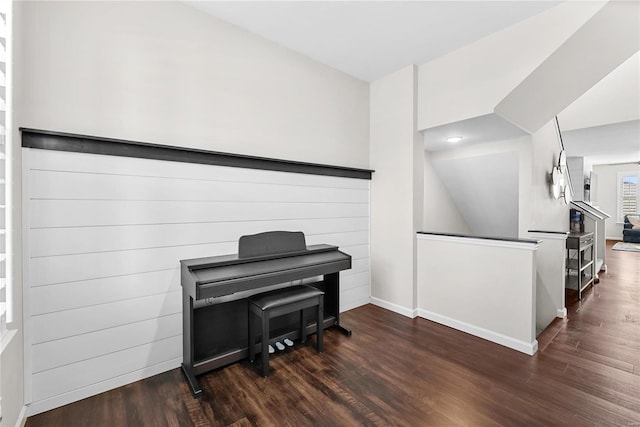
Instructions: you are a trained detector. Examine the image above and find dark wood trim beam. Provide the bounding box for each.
[528,230,569,235]
[20,128,373,180]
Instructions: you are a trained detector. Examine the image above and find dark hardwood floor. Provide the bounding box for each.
[26,240,640,426]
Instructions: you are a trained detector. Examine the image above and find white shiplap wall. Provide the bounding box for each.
[23,148,371,415]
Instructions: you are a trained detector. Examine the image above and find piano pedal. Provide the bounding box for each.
[275,341,285,351]
[268,345,275,354]
[283,338,294,347]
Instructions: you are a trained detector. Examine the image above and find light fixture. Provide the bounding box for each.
[551,166,564,199]
[558,150,566,167]
[446,136,463,143]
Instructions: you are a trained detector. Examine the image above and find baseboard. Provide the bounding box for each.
[14,405,28,427]
[557,308,567,318]
[25,358,181,417]
[341,296,371,313]
[416,308,538,356]
[370,297,417,318]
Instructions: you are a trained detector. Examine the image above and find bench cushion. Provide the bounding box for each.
[249,285,324,311]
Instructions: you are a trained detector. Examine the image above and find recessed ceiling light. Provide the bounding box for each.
[446,136,463,143]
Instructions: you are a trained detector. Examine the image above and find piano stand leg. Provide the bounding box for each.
[181,364,203,398]
[332,323,352,336]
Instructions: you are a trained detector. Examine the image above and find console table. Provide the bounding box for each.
[566,231,595,300]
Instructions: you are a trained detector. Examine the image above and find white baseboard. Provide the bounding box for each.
[370,297,417,318]
[557,308,567,318]
[416,308,538,356]
[14,405,28,427]
[341,296,371,313]
[26,358,181,417]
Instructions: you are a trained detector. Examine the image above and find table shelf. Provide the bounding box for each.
[566,231,595,300]
[566,259,594,273]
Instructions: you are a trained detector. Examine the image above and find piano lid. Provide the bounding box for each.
[192,248,348,284]
[181,243,340,272]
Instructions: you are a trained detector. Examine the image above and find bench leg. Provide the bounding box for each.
[317,297,323,353]
[300,310,306,344]
[261,312,270,377]
[248,309,255,363]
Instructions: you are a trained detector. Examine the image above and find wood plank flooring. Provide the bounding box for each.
[25,240,640,426]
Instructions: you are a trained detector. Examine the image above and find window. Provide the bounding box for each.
[617,171,640,222]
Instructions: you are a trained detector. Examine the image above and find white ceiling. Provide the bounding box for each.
[562,119,640,166]
[186,1,638,165]
[423,113,527,151]
[558,52,640,165]
[185,1,560,82]
[559,52,640,131]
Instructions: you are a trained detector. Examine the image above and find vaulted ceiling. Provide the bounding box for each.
[187,1,639,165]
[185,1,560,82]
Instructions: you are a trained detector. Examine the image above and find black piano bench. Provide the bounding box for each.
[248,284,324,377]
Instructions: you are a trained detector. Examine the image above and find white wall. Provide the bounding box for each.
[567,157,585,201]
[15,0,371,418]
[427,137,529,238]
[423,151,470,234]
[517,140,534,239]
[2,1,25,427]
[416,234,538,355]
[495,1,640,134]
[1,335,23,427]
[528,232,567,332]
[370,65,423,316]
[417,1,605,130]
[19,1,369,168]
[431,150,519,238]
[525,122,570,335]
[594,163,640,239]
[562,120,640,167]
[567,156,594,202]
[529,121,570,233]
[23,148,371,415]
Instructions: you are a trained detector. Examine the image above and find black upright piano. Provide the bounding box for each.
[180,231,352,396]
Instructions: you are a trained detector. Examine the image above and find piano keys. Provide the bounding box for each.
[180,231,352,396]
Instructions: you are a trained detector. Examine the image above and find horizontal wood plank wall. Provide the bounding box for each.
[24,148,371,413]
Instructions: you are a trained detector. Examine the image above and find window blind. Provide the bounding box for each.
[618,172,639,222]
[621,176,637,214]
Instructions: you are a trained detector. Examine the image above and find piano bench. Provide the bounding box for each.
[248,284,324,377]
